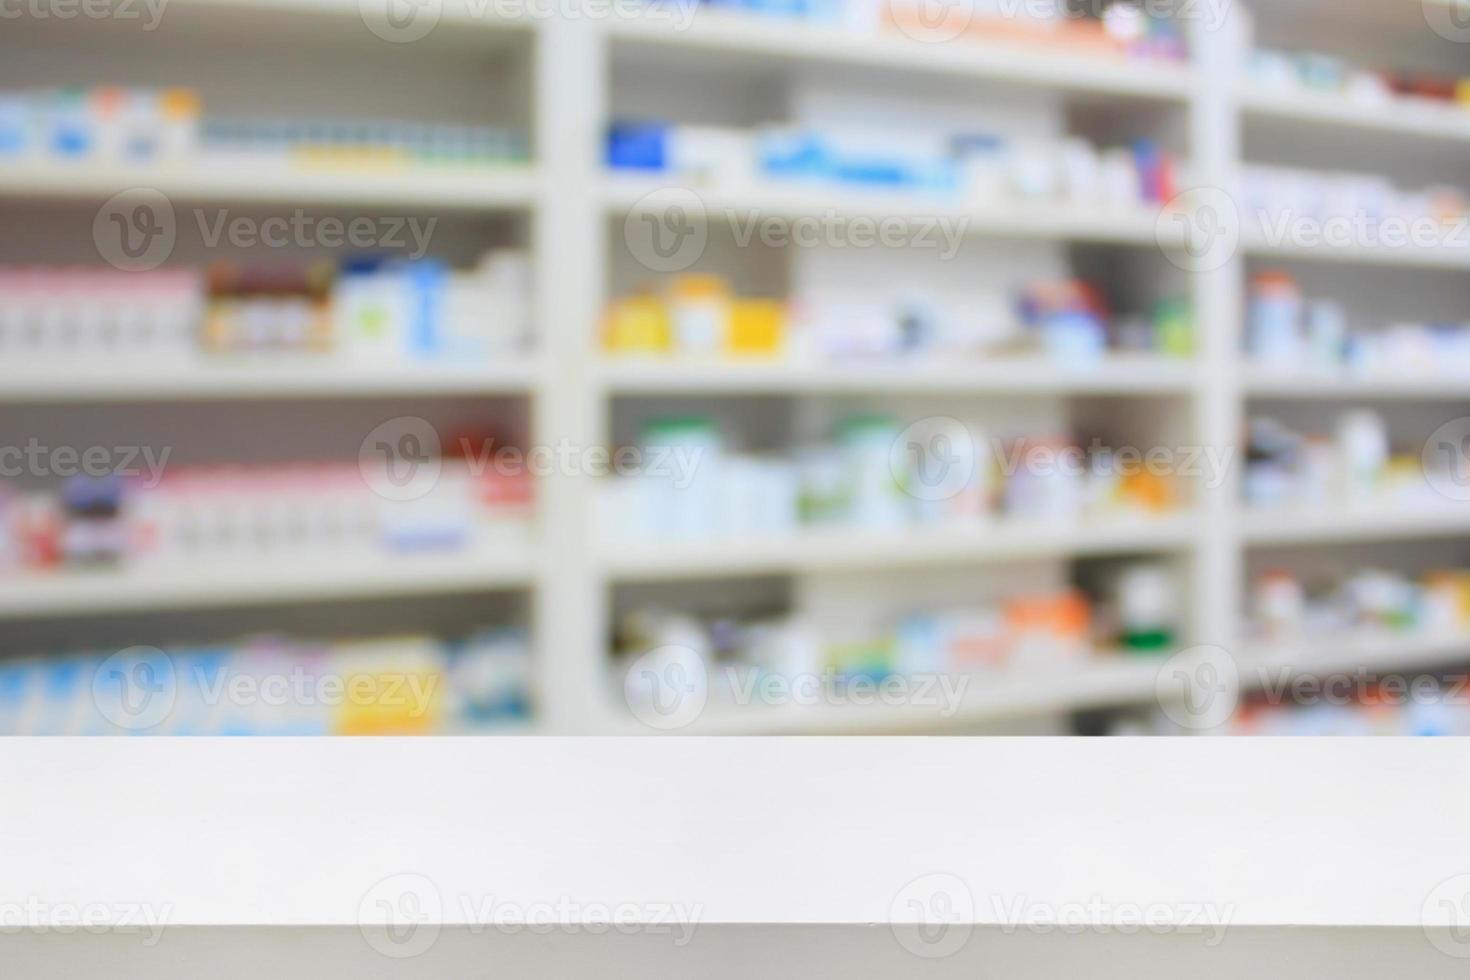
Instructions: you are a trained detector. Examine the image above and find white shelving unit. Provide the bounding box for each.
[0,549,536,619]
[605,175,1184,246]
[0,361,541,402]
[5,0,1468,736]
[601,515,1197,582]
[596,355,1197,395]
[0,160,541,210]
[1239,84,1470,144]
[602,8,1196,100]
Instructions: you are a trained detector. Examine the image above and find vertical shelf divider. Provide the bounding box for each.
[532,18,611,733]
[1188,10,1247,656]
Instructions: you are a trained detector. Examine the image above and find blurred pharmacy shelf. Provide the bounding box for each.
[1245,630,1470,683]
[167,0,534,30]
[1239,504,1470,546]
[7,0,1470,736]
[601,515,1197,582]
[1241,232,1470,271]
[0,361,541,403]
[605,9,1195,102]
[0,161,540,210]
[644,630,1470,737]
[603,177,1180,247]
[597,356,1196,396]
[1239,85,1470,145]
[625,654,1171,735]
[1241,369,1470,401]
[0,549,536,619]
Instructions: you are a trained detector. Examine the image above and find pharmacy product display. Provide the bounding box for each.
[1242,167,1470,244]
[1244,411,1443,511]
[604,276,1191,363]
[1246,270,1470,376]
[1118,680,1470,736]
[0,253,530,365]
[0,459,532,574]
[0,628,530,735]
[1246,43,1470,115]
[679,0,1186,63]
[609,124,1182,207]
[1224,687,1470,736]
[617,561,1181,704]
[1250,567,1470,644]
[0,87,528,167]
[602,415,1179,540]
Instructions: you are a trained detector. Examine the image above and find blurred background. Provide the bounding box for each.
[3,0,1470,735]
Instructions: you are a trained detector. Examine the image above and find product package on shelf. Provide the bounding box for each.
[600,414,1180,542]
[609,120,1183,209]
[604,274,1191,364]
[0,627,531,735]
[617,560,1181,711]
[0,456,533,577]
[0,252,530,368]
[0,86,528,169]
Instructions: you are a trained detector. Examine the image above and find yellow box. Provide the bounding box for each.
[727,299,785,355]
